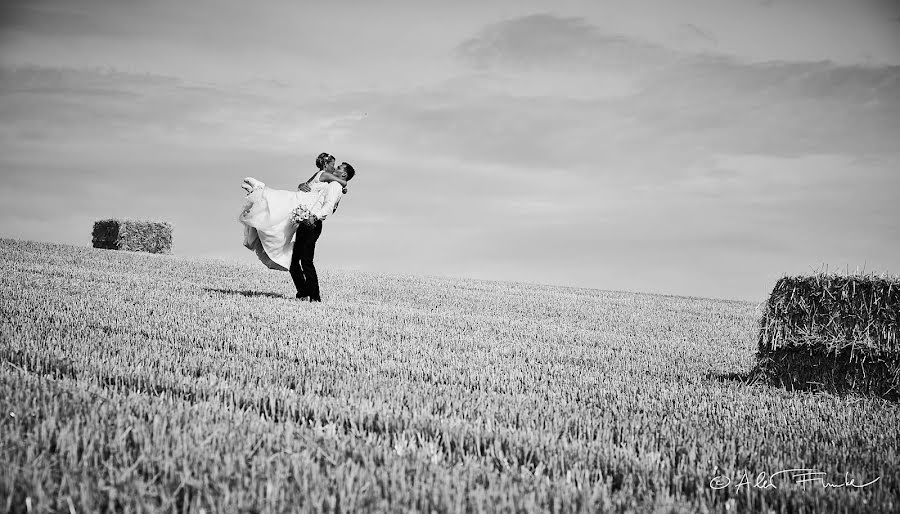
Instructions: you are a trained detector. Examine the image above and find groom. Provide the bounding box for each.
[291,154,355,302]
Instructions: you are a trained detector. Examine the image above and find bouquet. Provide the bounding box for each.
[290,204,317,228]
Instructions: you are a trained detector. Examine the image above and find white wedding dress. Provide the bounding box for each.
[238,173,330,271]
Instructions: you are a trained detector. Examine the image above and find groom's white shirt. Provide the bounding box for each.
[308,181,343,220]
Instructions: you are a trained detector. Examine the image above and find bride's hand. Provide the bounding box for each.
[298,182,311,192]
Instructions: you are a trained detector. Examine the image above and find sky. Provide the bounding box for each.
[1,0,898,301]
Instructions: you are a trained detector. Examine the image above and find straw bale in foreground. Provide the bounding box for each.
[754,274,900,399]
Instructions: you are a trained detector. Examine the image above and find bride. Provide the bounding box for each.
[238,153,348,271]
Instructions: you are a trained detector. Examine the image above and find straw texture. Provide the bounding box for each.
[91,219,173,254]
[754,274,900,399]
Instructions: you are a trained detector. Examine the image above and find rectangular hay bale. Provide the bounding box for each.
[92,218,173,254]
[754,274,900,399]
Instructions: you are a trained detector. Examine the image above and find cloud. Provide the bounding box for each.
[319,53,899,184]
[0,1,129,39]
[453,13,674,100]
[6,17,897,221]
[0,65,372,154]
[457,13,674,73]
[350,14,900,173]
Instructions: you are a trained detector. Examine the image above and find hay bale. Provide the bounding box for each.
[753,274,900,400]
[92,219,172,254]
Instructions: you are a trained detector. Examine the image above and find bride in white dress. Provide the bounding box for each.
[238,158,348,271]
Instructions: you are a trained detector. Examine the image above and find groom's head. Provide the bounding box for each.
[336,162,356,181]
[316,152,336,171]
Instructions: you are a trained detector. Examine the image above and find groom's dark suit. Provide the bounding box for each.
[290,180,343,302]
[290,220,323,301]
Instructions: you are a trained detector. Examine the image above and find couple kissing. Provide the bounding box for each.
[239,152,356,302]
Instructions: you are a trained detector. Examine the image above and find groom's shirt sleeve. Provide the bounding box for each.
[310,182,343,220]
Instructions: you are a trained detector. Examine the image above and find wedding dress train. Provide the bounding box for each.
[238,175,328,271]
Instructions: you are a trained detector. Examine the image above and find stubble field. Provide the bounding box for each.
[1,238,897,513]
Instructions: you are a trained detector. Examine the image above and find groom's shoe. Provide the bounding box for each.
[295,293,309,301]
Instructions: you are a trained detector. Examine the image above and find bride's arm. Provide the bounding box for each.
[297,172,319,190]
[316,171,348,188]
[297,171,348,192]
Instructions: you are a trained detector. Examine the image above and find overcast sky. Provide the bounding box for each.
[1,0,898,301]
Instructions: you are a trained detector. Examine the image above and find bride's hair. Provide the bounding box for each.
[339,162,356,180]
[316,152,335,170]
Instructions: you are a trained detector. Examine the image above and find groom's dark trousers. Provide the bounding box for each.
[290,220,323,301]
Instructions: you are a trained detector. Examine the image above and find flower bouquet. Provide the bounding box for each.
[290,204,317,228]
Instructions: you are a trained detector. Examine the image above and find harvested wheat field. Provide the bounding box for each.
[1,238,898,513]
